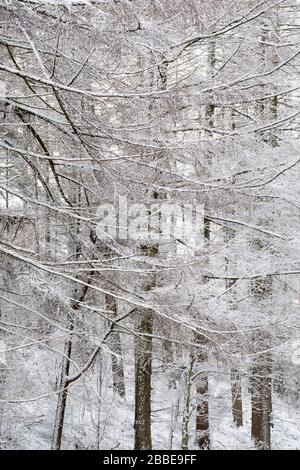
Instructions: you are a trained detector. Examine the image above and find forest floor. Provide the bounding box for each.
[3,342,299,450]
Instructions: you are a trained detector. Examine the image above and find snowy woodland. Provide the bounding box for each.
[0,0,300,451]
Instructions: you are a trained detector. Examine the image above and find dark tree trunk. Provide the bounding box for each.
[251,351,272,450]
[182,354,195,450]
[105,294,126,398]
[250,271,273,449]
[224,226,244,429]
[193,216,211,450]
[194,333,210,450]
[231,368,243,427]
[134,309,153,450]
[133,242,157,450]
[51,318,74,450]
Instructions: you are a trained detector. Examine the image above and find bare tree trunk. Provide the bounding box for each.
[260,352,272,449]
[51,275,92,450]
[105,294,125,398]
[231,368,243,427]
[163,337,174,370]
[225,226,244,428]
[250,275,273,449]
[96,353,103,450]
[169,389,180,450]
[250,351,272,449]
[182,354,194,450]
[194,332,210,449]
[193,216,211,449]
[251,363,262,447]
[134,309,153,450]
[134,240,158,450]
[51,317,74,450]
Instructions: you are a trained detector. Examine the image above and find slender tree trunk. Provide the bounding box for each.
[51,276,91,450]
[96,353,103,450]
[194,332,210,449]
[260,352,272,449]
[231,368,243,427]
[250,275,273,449]
[251,362,262,447]
[163,337,174,370]
[51,317,74,450]
[105,294,126,398]
[134,242,157,450]
[193,216,211,449]
[169,389,180,450]
[182,354,194,450]
[134,308,153,450]
[250,350,272,449]
[225,225,244,428]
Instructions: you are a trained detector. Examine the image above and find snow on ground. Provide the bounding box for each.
[2,336,299,450]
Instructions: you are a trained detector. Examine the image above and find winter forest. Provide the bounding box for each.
[0,0,300,451]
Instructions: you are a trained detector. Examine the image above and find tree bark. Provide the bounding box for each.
[51,318,73,450]
[134,309,153,450]
[250,351,272,449]
[182,354,194,450]
[194,332,210,449]
[105,294,126,398]
[225,226,244,428]
[231,368,243,427]
[134,242,157,450]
